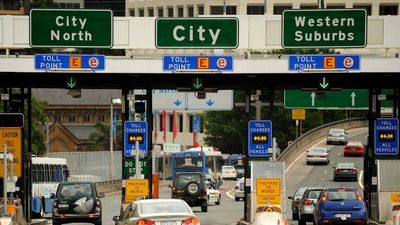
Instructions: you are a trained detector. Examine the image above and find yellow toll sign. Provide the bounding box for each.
[256,195,281,205]
[292,109,306,120]
[391,193,400,204]
[0,128,22,177]
[125,179,149,197]
[256,178,281,196]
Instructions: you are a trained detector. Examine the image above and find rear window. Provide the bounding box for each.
[330,129,344,134]
[327,190,357,201]
[337,163,355,169]
[140,201,191,214]
[57,183,95,199]
[295,188,307,198]
[310,148,326,153]
[306,190,322,199]
[174,173,202,189]
[222,166,235,170]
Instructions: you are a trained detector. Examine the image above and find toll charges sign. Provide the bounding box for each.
[282,9,367,48]
[34,54,105,70]
[163,55,233,71]
[155,17,239,48]
[30,9,113,48]
[124,121,148,157]
[248,120,272,157]
[289,55,360,71]
[374,118,399,155]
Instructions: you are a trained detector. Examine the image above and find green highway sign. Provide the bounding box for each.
[155,17,239,48]
[123,159,148,177]
[282,9,367,48]
[284,89,393,109]
[30,9,113,48]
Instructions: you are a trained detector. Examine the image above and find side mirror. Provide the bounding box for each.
[288,196,294,200]
[168,185,172,189]
[112,216,120,222]
[98,192,105,198]
[50,193,56,199]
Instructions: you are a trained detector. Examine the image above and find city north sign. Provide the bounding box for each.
[155,17,239,48]
[30,9,113,48]
[282,9,367,48]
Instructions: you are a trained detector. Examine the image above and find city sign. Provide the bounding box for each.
[374,118,399,155]
[35,54,105,70]
[288,55,360,71]
[124,121,148,157]
[248,120,272,157]
[30,9,113,48]
[163,55,233,71]
[284,89,393,109]
[155,17,239,48]
[282,9,367,48]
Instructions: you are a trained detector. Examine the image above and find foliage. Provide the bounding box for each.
[89,122,110,150]
[30,97,48,156]
[250,48,340,55]
[30,0,56,8]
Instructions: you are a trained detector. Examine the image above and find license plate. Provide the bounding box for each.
[161,221,176,225]
[342,170,349,172]
[177,190,184,193]
[58,204,69,208]
[335,214,351,220]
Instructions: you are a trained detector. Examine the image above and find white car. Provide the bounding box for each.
[251,205,287,225]
[221,166,237,179]
[234,177,245,201]
[326,128,348,145]
[306,147,329,165]
[205,181,221,205]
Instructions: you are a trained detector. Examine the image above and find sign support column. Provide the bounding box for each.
[146,88,153,199]
[244,88,251,222]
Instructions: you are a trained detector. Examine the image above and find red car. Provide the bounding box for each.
[344,141,365,156]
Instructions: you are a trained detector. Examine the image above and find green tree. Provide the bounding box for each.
[31,97,48,156]
[30,0,56,8]
[89,122,110,150]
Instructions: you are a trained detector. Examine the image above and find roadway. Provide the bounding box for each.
[41,128,367,225]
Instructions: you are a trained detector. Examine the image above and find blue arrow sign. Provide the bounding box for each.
[206,100,215,106]
[374,118,399,156]
[35,54,105,70]
[124,121,148,157]
[248,120,272,157]
[173,99,183,106]
[289,55,360,71]
[163,55,233,71]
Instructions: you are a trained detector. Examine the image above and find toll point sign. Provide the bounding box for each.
[289,55,360,71]
[163,55,233,71]
[34,54,105,70]
[30,9,113,48]
[282,9,367,48]
[374,118,399,156]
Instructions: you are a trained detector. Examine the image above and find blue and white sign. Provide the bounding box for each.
[35,54,105,70]
[163,55,233,71]
[124,121,148,157]
[289,55,360,71]
[248,120,272,157]
[374,118,399,155]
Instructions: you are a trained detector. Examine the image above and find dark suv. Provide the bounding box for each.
[170,172,208,212]
[51,182,105,225]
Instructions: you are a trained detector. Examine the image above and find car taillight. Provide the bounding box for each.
[53,201,58,208]
[321,192,327,202]
[182,217,199,225]
[96,199,101,207]
[303,198,313,205]
[172,187,177,194]
[357,192,363,201]
[351,169,357,174]
[235,186,239,190]
[137,219,154,225]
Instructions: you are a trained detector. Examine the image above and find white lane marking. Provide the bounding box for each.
[226,189,235,199]
[337,152,341,156]
[358,170,364,189]
[324,170,327,174]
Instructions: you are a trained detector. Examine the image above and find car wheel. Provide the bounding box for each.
[292,212,299,221]
[235,197,240,201]
[52,220,61,225]
[216,195,221,205]
[93,219,102,225]
[298,217,306,225]
[334,177,337,182]
[201,200,208,212]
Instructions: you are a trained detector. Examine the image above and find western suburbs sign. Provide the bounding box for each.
[30,9,113,48]
[155,17,239,48]
[282,9,367,48]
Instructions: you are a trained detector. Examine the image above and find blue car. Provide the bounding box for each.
[313,187,367,225]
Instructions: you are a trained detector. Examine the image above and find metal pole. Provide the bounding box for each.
[264,0,267,14]
[272,137,277,161]
[223,0,226,15]
[110,102,114,180]
[256,90,262,120]
[3,144,8,214]
[135,141,140,179]
[46,119,49,153]
[244,88,250,222]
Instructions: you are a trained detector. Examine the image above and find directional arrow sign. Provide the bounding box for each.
[173,99,183,106]
[319,77,330,90]
[284,89,393,109]
[206,100,215,106]
[192,78,204,90]
[66,77,77,89]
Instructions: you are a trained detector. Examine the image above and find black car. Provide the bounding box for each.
[51,182,105,225]
[333,162,358,181]
[170,172,208,212]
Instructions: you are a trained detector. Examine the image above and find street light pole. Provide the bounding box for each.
[110,102,114,180]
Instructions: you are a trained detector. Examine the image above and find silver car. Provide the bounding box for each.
[326,128,348,145]
[298,187,323,225]
[306,147,329,165]
[234,177,245,201]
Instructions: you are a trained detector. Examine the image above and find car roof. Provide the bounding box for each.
[59,182,94,185]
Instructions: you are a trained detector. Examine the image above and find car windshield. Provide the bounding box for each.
[140,201,191,215]
[222,166,235,171]
[337,163,355,169]
[310,148,326,153]
[307,190,322,199]
[327,190,357,201]
[174,173,202,189]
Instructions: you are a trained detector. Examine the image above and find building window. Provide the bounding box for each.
[169,114,173,132]
[179,115,183,132]
[168,7,173,17]
[55,3,80,9]
[148,8,154,17]
[178,6,183,17]
[158,8,164,17]
[98,114,105,122]
[139,8,144,17]
[69,115,76,122]
[353,4,372,16]
[83,115,91,122]
[188,6,194,17]
[326,5,345,9]
[300,4,319,9]
[273,5,292,15]
[198,6,204,15]
[210,6,223,15]
[226,6,237,15]
[189,115,194,133]
[379,4,398,15]
[130,10,135,17]
[247,5,264,15]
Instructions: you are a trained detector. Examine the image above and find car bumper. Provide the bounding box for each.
[235,190,245,198]
[334,173,357,180]
[344,150,363,155]
[222,174,237,179]
[307,158,329,163]
[53,213,101,223]
[318,218,367,225]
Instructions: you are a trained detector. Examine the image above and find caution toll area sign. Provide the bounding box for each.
[256,178,281,205]
[0,128,22,177]
[125,179,149,202]
[391,193,400,204]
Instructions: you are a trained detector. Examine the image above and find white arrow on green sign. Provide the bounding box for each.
[284,89,393,109]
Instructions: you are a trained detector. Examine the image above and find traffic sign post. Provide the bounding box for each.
[30,9,113,48]
[155,18,239,48]
[248,120,272,157]
[282,9,367,48]
[35,54,105,70]
[124,121,148,157]
[374,118,399,156]
[163,55,233,71]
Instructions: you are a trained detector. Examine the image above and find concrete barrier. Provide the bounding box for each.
[95,179,122,194]
[277,117,368,166]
